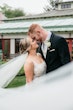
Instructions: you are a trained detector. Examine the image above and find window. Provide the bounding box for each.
[15,39,20,53]
[61,3,71,9]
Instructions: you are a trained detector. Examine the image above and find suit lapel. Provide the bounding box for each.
[46,32,54,59]
[50,32,54,46]
[41,48,46,60]
[37,43,45,60]
[38,32,54,60]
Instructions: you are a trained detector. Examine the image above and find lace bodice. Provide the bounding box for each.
[32,61,47,79]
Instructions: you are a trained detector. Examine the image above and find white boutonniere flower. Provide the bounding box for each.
[44,41,51,48]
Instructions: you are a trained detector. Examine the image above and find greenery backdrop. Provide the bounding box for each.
[0,60,26,88]
[6,66,26,88]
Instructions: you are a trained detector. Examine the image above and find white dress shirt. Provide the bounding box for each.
[41,31,52,58]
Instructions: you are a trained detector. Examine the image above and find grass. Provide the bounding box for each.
[0,60,26,88]
[0,60,7,65]
[6,75,26,88]
[7,66,26,88]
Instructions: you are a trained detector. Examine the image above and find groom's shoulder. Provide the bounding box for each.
[51,33,66,45]
[52,32,64,41]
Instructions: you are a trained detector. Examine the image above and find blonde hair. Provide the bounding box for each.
[19,38,30,54]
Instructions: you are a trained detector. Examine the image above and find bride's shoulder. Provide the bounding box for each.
[24,58,34,68]
[24,59,34,76]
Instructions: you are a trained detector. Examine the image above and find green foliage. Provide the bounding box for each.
[49,0,56,7]
[6,76,26,88]
[0,3,26,18]
[18,66,25,76]
[44,0,57,12]
[0,60,7,65]
[0,60,26,88]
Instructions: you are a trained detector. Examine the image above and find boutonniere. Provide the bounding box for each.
[44,41,51,49]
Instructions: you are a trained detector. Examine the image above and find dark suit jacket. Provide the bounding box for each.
[38,32,71,73]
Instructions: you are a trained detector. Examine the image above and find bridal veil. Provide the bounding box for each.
[0,53,73,110]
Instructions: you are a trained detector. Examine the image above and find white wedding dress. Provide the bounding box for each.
[33,60,46,78]
[8,59,47,92]
[0,53,73,110]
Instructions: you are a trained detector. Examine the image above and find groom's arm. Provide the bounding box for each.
[57,37,71,65]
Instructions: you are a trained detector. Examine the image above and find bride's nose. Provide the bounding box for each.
[34,40,37,44]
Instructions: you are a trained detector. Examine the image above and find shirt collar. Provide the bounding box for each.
[45,31,51,41]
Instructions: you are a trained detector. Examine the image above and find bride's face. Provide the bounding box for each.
[28,37,39,49]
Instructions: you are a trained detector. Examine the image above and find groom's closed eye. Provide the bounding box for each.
[32,37,36,42]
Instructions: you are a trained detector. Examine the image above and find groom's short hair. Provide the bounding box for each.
[28,24,38,35]
[28,24,42,35]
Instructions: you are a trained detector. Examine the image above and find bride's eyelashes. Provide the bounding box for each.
[32,38,36,42]
[32,36,38,42]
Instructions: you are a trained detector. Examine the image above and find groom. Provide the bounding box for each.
[28,24,71,73]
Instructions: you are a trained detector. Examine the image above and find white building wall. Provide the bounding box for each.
[54,32,73,38]
[2,34,27,39]
[10,39,15,54]
[58,4,61,10]
[57,3,73,10]
[1,32,73,39]
[71,3,73,8]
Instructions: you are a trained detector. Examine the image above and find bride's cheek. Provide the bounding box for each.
[37,44,39,48]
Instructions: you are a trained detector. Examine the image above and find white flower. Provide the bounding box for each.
[44,41,51,48]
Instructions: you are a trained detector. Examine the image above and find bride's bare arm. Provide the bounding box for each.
[24,61,34,83]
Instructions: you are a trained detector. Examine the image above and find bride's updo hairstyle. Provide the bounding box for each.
[19,38,30,54]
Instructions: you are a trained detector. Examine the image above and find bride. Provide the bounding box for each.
[0,37,46,88]
[19,37,46,83]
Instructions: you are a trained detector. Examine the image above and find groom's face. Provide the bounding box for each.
[29,32,42,44]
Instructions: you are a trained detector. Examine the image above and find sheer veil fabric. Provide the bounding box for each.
[0,53,28,88]
[0,53,73,110]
